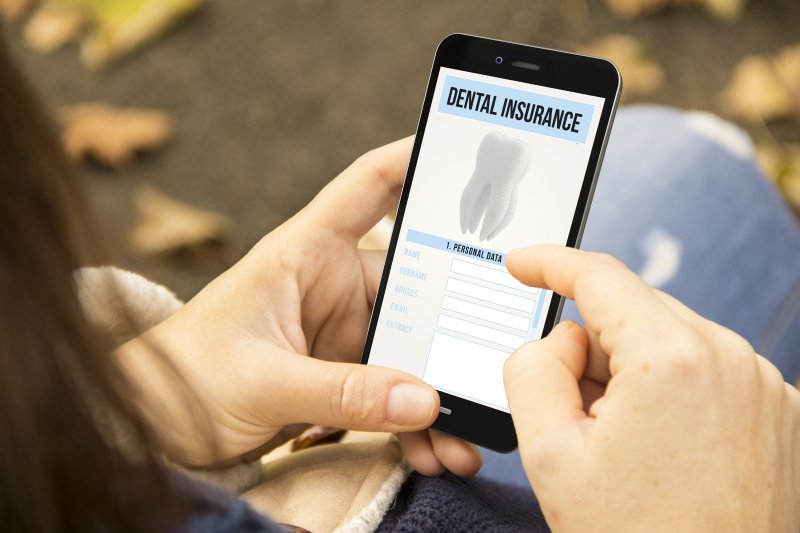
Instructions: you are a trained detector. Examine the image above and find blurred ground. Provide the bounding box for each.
[4,0,800,299]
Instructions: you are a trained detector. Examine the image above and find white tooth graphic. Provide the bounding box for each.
[459,132,530,241]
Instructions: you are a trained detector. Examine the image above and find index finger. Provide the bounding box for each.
[506,245,677,357]
[303,136,413,241]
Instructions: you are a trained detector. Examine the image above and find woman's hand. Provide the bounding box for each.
[118,137,481,476]
[504,246,800,532]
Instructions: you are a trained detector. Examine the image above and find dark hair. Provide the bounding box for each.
[0,33,188,531]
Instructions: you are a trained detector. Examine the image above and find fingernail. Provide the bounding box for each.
[387,383,435,425]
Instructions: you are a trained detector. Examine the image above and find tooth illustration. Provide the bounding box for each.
[459,131,530,241]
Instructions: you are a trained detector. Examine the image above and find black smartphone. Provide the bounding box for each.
[361,34,621,452]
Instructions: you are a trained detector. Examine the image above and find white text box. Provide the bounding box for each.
[445,278,536,314]
[436,314,526,350]
[424,333,510,411]
[441,295,530,332]
[451,259,539,295]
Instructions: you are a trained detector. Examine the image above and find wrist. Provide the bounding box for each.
[112,330,213,466]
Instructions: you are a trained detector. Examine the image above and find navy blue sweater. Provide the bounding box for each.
[183,472,548,532]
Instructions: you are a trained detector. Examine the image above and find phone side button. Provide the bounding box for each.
[438,406,452,415]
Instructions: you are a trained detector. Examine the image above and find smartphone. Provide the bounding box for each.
[361,34,620,452]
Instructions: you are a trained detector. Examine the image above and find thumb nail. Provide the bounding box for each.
[386,383,436,426]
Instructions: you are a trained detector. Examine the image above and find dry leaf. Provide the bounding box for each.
[0,0,32,21]
[755,143,800,211]
[722,43,800,123]
[580,35,665,97]
[603,0,669,19]
[128,183,231,257]
[784,176,800,211]
[603,0,744,20]
[702,0,746,20]
[24,3,87,53]
[773,42,800,100]
[277,524,311,533]
[60,103,173,167]
[15,0,202,68]
[290,426,347,452]
[778,147,800,211]
[755,143,784,182]
[78,0,202,69]
[722,55,794,122]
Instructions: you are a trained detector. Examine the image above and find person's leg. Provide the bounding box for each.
[480,105,800,488]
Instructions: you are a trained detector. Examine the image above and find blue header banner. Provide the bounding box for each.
[437,75,595,144]
[406,229,506,267]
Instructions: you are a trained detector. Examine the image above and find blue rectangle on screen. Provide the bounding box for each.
[437,75,595,144]
[406,229,506,267]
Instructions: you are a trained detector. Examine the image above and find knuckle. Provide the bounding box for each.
[504,349,526,379]
[755,356,786,394]
[575,253,627,293]
[333,368,374,425]
[714,328,755,361]
[352,147,396,193]
[660,329,711,376]
[785,382,800,413]
[504,345,538,388]
[590,252,624,270]
[520,437,561,474]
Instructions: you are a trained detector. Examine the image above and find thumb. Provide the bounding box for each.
[504,321,590,445]
[268,355,439,432]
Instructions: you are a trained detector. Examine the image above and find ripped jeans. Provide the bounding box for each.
[480,105,800,488]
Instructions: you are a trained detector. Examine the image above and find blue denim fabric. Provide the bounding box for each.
[480,105,800,489]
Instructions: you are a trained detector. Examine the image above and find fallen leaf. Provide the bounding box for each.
[0,0,32,21]
[290,426,347,452]
[128,183,231,257]
[773,42,800,103]
[778,147,800,211]
[784,179,800,211]
[702,0,746,20]
[755,143,784,182]
[77,0,202,69]
[722,43,800,123]
[24,3,88,54]
[603,0,745,20]
[722,55,794,122]
[579,35,665,97]
[755,143,800,211]
[276,524,311,533]
[60,103,173,167]
[602,0,669,19]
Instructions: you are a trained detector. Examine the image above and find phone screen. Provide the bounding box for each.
[366,66,606,413]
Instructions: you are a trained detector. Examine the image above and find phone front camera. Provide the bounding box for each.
[495,56,503,64]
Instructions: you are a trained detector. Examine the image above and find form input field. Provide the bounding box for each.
[436,314,526,350]
[451,259,539,295]
[445,278,536,314]
[441,295,530,331]
[424,332,510,411]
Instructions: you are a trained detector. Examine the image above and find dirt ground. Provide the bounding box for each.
[5,0,800,299]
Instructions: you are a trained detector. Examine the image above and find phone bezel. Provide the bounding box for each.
[361,33,621,453]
